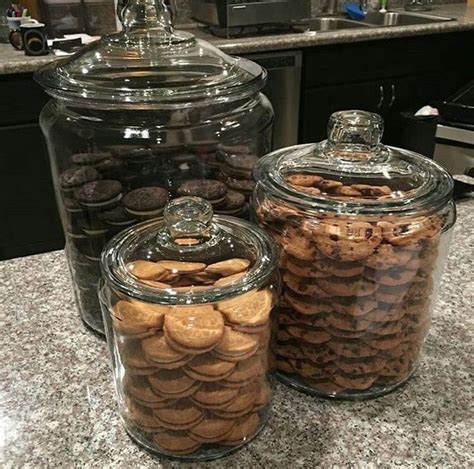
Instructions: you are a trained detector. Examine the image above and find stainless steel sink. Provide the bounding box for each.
[362,11,454,26]
[304,10,455,33]
[306,17,373,32]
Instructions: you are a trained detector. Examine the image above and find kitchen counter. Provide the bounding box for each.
[0,3,473,75]
[1,198,473,467]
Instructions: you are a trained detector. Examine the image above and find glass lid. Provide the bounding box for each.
[101,197,278,304]
[35,0,266,109]
[255,110,454,215]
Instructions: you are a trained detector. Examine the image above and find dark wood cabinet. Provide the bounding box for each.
[299,31,474,145]
[0,75,64,261]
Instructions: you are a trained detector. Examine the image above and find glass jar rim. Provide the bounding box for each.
[254,142,454,217]
[100,215,279,305]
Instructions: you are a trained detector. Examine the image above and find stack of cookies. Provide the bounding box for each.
[109,257,274,457]
[58,142,265,332]
[257,173,443,397]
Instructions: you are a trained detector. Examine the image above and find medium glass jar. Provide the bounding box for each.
[99,197,279,460]
[35,0,273,334]
[253,110,456,399]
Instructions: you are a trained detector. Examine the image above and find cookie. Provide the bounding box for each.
[189,416,235,443]
[253,381,271,411]
[365,267,418,287]
[154,399,203,431]
[142,333,191,368]
[60,166,100,192]
[205,258,250,277]
[224,177,255,197]
[350,184,392,197]
[363,333,405,350]
[283,272,333,298]
[126,398,163,432]
[286,325,331,344]
[286,174,323,187]
[375,284,410,304]
[213,326,259,362]
[304,379,344,395]
[94,157,126,179]
[281,226,318,261]
[313,258,364,278]
[378,355,413,379]
[299,344,337,363]
[221,413,260,446]
[74,180,123,212]
[157,261,207,274]
[307,219,383,262]
[148,369,199,398]
[124,376,168,407]
[377,216,442,246]
[284,256,330,279]
[323,312,373,332]
[317,276,378,297]
[121,341,156,375]
[217,289,272,328]
[184,354,235,382]
[163,305,224,353]
[177,179,228,206]
[365,244,413,270]
[222,153,258,179]
[213,382,256,419]
[215,190,246,216]
[214,272,247,287]
[333,355,386,375]
[191,383,239,410]
[318,179,343,192]
[331,372,378,390]
[326,338,379,358]
[362,305,405,322]
[71,152,110,167]
[224,356,264,387]
[113,299,168,337]
[287,359,328,379]
[283,290,332,316]
[122,187,169,219]
[153,431,201,455]
[97,206,136,230]
[276,343,304,360]
[127,260,168,280]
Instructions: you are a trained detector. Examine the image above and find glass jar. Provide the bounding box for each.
[99,197,279,460]
[253,110,456,399]
[35,0,274,334]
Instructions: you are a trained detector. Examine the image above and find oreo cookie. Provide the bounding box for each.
[71,152,111,167]
[74,180,123,212]
[60,167,100,195]
[177,179,228,207]
[122,186,169,220]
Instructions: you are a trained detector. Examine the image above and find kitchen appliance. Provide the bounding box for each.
[245,50,302,149]
[35,0,274,334]
[434,81,474,176]
[190,0,311,29]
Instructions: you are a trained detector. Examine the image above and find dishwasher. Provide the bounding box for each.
[244,50,302,149]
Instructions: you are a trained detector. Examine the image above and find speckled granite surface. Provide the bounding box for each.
[0,198,473,467]
[0,4,473,75]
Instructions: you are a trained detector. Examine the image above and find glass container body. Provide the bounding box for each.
[98,208,279,460]
[40,95,273,334]
[252,111,456,399]
[254,188,454,398]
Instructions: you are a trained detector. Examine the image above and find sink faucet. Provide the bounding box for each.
[323,0,339,15]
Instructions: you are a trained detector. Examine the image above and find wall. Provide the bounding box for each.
[174,0,466,24]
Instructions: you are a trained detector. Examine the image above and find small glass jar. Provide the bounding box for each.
[99,197,279,460]
[35,0,273,334]
[253,110,456,399]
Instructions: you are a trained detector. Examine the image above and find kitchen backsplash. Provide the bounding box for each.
[174,0,465,24]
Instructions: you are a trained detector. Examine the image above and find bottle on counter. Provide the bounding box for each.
[99,196,280,459]
[252,110,456,399]
[34,0,274,334]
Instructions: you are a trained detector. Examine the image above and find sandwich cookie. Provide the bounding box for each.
[122,187,169,220]
[74,180,123,212]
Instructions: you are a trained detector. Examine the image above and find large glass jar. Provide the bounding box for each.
[99,197,279,460]
[253,110,456,399]
[35,0,274,334]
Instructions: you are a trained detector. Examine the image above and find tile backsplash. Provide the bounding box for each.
[174,0,465,24]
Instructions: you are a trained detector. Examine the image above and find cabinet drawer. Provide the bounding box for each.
[0,74,49,126]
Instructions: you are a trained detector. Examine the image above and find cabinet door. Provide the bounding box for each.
[300,81,384,143]
[0,124,64,260]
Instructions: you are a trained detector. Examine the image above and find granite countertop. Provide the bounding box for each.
[0,198,473,467]
[1,3,473,75]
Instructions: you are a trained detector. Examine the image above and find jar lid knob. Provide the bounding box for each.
[326,110,386,162]
[164,197,214,241]
[118,0,174,34]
